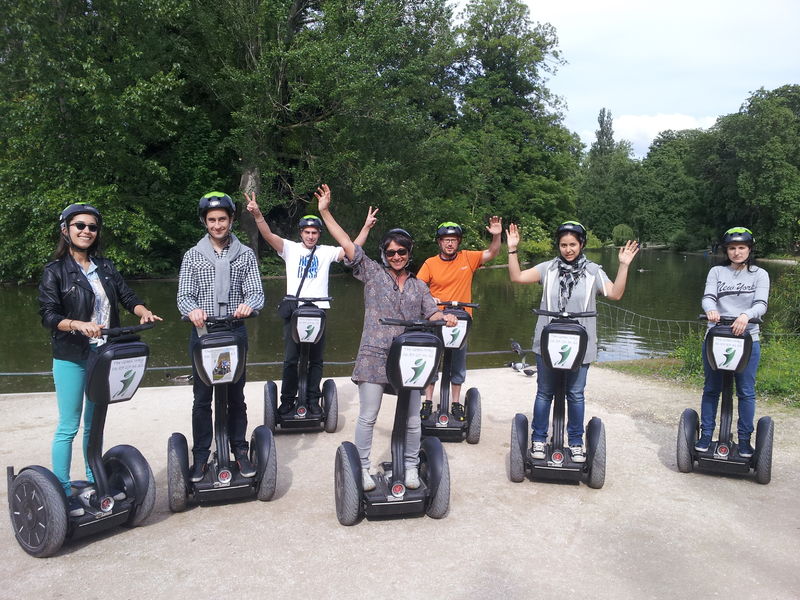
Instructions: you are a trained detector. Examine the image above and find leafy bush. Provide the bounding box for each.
[767,265,800,333]
[611,223,635,245]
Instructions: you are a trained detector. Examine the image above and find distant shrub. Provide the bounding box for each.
[611,223,635,245]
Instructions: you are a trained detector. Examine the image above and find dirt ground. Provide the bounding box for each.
[1,366,798,599]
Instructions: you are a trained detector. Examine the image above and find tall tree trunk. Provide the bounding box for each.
[239,166,262,258]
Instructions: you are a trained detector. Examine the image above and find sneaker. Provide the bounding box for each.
[361,469,376,492]
[405,467,420,490]
[694,434,712,452]
[569,445,586,463]
[530,441,546,460]
[738,440,754,458]
[308,399,323,417]
[451,402,466,422]
[278,399,296,415]
[67,496,85,517]
[420,400,433,421]
[190,461,207,483]
[236,453,257,478]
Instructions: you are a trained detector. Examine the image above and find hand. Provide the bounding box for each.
[138,310,163,324]
[705,310,720,323]
[618,240,640,266]
[364,205,378,229]
[188,308,207,328]
[731,313,749,336]
[443,313,458,327]
[233,303,253,319]
[244,191,263,221]
[74,320,103,338]
[314,184,331,212]
[506,223,520,251]
[486,215,502,236]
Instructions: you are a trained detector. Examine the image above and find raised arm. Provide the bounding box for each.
[245,191,284,253]
[506,223,541,284]
[316,184,356,261]
[604,240,640,300]
[481,215,502,264]
[353,205,378,249]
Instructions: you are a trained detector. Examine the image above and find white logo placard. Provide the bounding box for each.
[201,345,239,384]
[547,333,581,370]
[108,356,147,401]
[398,346,438,388]
[296,316,323,344]
[442,320,468,349]
[711,336,745,371]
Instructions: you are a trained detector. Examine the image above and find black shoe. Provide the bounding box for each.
[694,434,712,452]
[420,400,433,420]
[236,453,256,478]
[308,399,323,417]
[67,496,85,517]
[278,399,296,415]
[190,461,207,483]
[738,440,754,458]
[451,402,466,421]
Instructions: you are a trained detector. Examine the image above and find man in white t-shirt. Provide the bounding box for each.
[246,189,376,416]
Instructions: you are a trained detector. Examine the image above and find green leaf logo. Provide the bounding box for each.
[555,344,571,366]
[406,358,427,383]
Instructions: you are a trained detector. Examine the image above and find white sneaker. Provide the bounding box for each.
[361,469,376,491]
[530,441,546,460]
[405,467,420,489]
[569,445,586,463]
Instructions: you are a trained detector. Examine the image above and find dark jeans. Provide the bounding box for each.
[281,317,326,403]
[189,326,249,461]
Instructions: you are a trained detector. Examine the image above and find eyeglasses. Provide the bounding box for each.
[384,248,409,258]
[71,222,98,232]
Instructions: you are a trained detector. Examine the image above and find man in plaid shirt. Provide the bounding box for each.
[177,192,264,482]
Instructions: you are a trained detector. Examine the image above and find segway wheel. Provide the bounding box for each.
[252,426,278,501]
[103,445,156,527]
[754,416,774,485]
[677,408,699,473]
[167,433,190,513]
[419,438,450,519]
[585,417,606,490]
[509,413,528,483]
[334,442,362,526]
[465,387,481,444]
[8,467,68,558]
[322,378,339,433]
[264,381,278,432]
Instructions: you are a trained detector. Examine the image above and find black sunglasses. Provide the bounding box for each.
[384,248,409,258]
[71,222,99,232]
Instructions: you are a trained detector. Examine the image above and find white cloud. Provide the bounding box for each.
[613,114,718,157]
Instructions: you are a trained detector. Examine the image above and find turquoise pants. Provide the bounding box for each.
[52,358,95,496]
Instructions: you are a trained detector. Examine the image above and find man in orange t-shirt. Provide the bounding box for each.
[416,217,502,420]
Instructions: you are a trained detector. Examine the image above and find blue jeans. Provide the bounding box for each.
[52,358,96,496]
[700,340,760,440]
[189,326,249,461]
[281,317,326,403]
[532,354,589,446]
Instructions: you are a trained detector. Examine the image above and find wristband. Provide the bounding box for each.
[508,250,518,254]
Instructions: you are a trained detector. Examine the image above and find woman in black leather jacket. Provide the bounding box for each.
[37,203,161,516]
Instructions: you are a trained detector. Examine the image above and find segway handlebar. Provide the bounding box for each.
[698,315,762,325]
[99,322,156,338]
[181,312,259,325]
[437,301,479,309]
[295,296,333,304]
[533,309,597,319]
[379,317,447,329]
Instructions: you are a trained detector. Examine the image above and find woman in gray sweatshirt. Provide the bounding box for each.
[695,227,770,457]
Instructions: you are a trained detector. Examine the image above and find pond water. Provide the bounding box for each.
[1,249,792,393]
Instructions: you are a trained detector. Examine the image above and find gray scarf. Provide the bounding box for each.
[193,233,247,316]
[556,253,588,311]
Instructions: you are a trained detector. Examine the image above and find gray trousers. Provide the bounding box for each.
[355,382,421,470]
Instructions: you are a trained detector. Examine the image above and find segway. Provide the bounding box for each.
[167,315,277,511]
[509,309,606,489]
[263,297,338,433]
[7,323,157,557]
[334,317,450,525]
[676,316,773,484]
[421,301,481,443]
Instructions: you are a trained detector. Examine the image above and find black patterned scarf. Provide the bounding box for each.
[556,253,587,311]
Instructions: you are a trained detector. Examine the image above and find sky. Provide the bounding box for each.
[517,0,800,156]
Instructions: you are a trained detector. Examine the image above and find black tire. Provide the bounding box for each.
[264,381,278,432]
[8,467,68,558]
[103,445,156,527]
[334,443,362,526]
[586,418,606,489]
[252,426,278,501]
[677,408,699,473]
[424,447,450,519]
[509,413,528,482]
[322,379,338,433]
[167,433,189,513]
[754,416,774,485]
[465,387,481,444]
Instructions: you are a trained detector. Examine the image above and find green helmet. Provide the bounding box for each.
[555,220,587,245]
[198,192,235,224]
[436,222,463,239]
[721,227,754,247]
[298,215,324,232]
